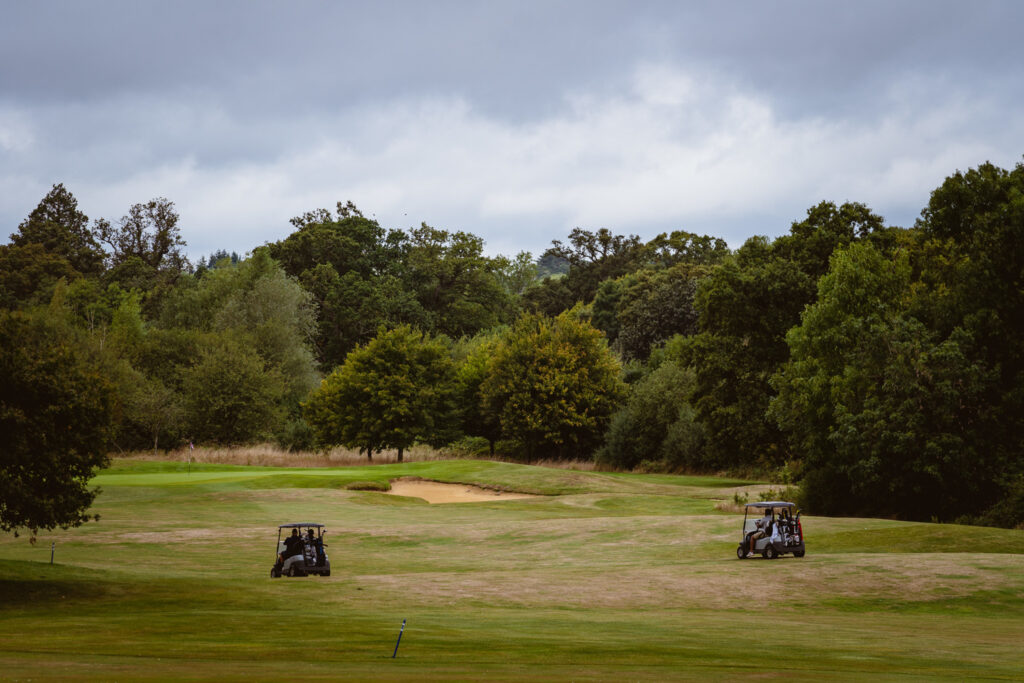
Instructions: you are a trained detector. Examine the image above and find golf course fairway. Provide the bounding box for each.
[1,458,1022,680]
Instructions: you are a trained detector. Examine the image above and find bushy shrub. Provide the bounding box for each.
[596,361,705,471]
[275,417,317,453]
[956,479,1024,529]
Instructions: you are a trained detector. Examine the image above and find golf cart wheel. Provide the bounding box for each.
[270,567,281,578]
[793,549,805,558]
[736,545,747,559]
[324,568,330,576]
[763,546,778,560]
[287,565,300,577]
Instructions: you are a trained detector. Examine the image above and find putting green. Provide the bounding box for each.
[1,458,1022,680]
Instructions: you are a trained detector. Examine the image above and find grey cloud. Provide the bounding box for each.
[2,1,1023,261]
[7,2,1019,117]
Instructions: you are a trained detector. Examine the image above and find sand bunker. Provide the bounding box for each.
[385,480,539,504]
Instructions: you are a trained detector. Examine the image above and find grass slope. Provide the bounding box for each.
[1,458,1022,680]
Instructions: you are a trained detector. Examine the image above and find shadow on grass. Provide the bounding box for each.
[0,560,113,606]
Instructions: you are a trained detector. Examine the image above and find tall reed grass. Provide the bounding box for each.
[123,443,451,468]
[118,444,601,471]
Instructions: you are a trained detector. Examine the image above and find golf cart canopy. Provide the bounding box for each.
[744,501,797,509]
[278,523,324,528]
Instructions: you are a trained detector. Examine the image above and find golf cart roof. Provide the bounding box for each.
[744,501,797,509]
[278,523,325,528]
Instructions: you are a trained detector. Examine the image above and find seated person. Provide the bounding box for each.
[282,528,304,560]
[748,509,773,552]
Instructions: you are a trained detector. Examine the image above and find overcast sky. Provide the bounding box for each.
[2,1,1023,261]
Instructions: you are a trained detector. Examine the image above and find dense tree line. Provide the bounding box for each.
[3,158,1023,534]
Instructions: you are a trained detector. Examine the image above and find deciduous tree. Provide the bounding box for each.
[0,243,79,309]
[482,310,625,460]
[771,241,1002,520]
[96,197,187,272]
[0,310,115,535]
[453,330,505,455]
[542,227,646,304]
[685,202,891,469]
[304,326,458,461]
[181,334,286,445]
[596,360,704,471]
[161,249,319,410]
[402,224,512,337]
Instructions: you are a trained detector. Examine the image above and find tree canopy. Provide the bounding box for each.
[482,310,625,460]
[0,309,115,535]
[304,325,458,461]
[4,160,1024,531]
[9,183,105,276]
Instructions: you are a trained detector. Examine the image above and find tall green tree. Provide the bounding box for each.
[299,263,420,369]
[181,334,286,445]
[685,202,891,469]
[402,224,512,337]
[268,203,414,367]
[161,249,319,411]
[492,251,539,298]
[453,330,505,455]
[10,183,105,276]
[537,227,647,307]
[613,263,705,361]
[684,240,811,468]
[645,230,730,268]
[304,326,458,461]
[96,197,187,272]
[95,197,189,315]
[916,160,1024,469]
[771,241,1002,520]
[117,367,184,452]
[482,310,625,460]
[0,309,115,535]
[0,243,79,309]
[521,275,574,318]
[270,202,404,282]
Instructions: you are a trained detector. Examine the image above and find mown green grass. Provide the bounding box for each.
[1,458,1022,680]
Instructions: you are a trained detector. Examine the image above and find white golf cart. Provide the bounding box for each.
[736,501,805,559]
[270,523,331,577]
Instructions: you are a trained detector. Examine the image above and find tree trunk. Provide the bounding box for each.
[397,447,403,463]
[489,439,495,456]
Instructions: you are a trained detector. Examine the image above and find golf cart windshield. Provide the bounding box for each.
[741,502,797,534]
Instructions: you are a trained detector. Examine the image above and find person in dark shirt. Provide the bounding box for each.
[273,528,305,575]
[283,528,304,559]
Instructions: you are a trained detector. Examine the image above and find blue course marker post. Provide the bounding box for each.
[392,619,406,658]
